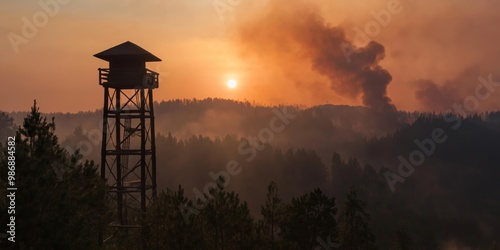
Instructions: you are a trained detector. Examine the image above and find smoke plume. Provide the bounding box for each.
[414,67,495,112]
[236,0,397,114]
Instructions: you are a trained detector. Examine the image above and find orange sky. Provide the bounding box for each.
[1,0,500,113]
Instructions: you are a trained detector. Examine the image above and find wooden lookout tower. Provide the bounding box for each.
[94,41,160,246]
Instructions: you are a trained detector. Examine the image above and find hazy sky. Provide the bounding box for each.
[1,0,500,112]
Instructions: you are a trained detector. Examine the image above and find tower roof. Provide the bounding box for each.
[93,41,162,62]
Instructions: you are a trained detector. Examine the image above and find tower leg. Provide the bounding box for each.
[149,89,157,198]
[115,89,125,239]
[99,87,109,246]
[140,88,147,249]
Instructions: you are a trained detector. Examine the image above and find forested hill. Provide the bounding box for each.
[7,98,416,139]
[2,99,500,248]
[7,98,416,160]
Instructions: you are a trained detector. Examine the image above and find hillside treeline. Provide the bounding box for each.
[1,100,500,249]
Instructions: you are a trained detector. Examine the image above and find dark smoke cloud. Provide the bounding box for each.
[414,79,459,112]
[414,67,486,112]
[237,0,397,114]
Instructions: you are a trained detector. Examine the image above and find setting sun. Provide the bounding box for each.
[227,79,237,89]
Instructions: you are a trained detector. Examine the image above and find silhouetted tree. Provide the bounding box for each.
[281,188,338,249]
[261,181,282,249]
[0,101,108,249]
[338,187,376,250]
[202,177,254,249]
[146,185,204,249]
[392,222,413,250]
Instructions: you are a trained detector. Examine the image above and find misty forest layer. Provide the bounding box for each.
[1,99,500,249]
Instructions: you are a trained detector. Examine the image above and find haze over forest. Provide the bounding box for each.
[3,98,500,248]
[1,0,500,249]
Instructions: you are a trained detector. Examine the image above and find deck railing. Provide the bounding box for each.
[98,68,159,89]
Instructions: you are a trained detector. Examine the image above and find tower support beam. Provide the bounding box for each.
[95,41,161,249]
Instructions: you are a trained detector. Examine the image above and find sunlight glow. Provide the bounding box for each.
[227,79,237,89]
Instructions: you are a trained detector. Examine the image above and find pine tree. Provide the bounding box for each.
[202,177,254,249]
[261,181,282,249]
[0,101,108,249]
[146,185,204,249]
[281,188,338,249]
[393,223,413,250]
[392,222,413,250]
[337,187,377,250]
